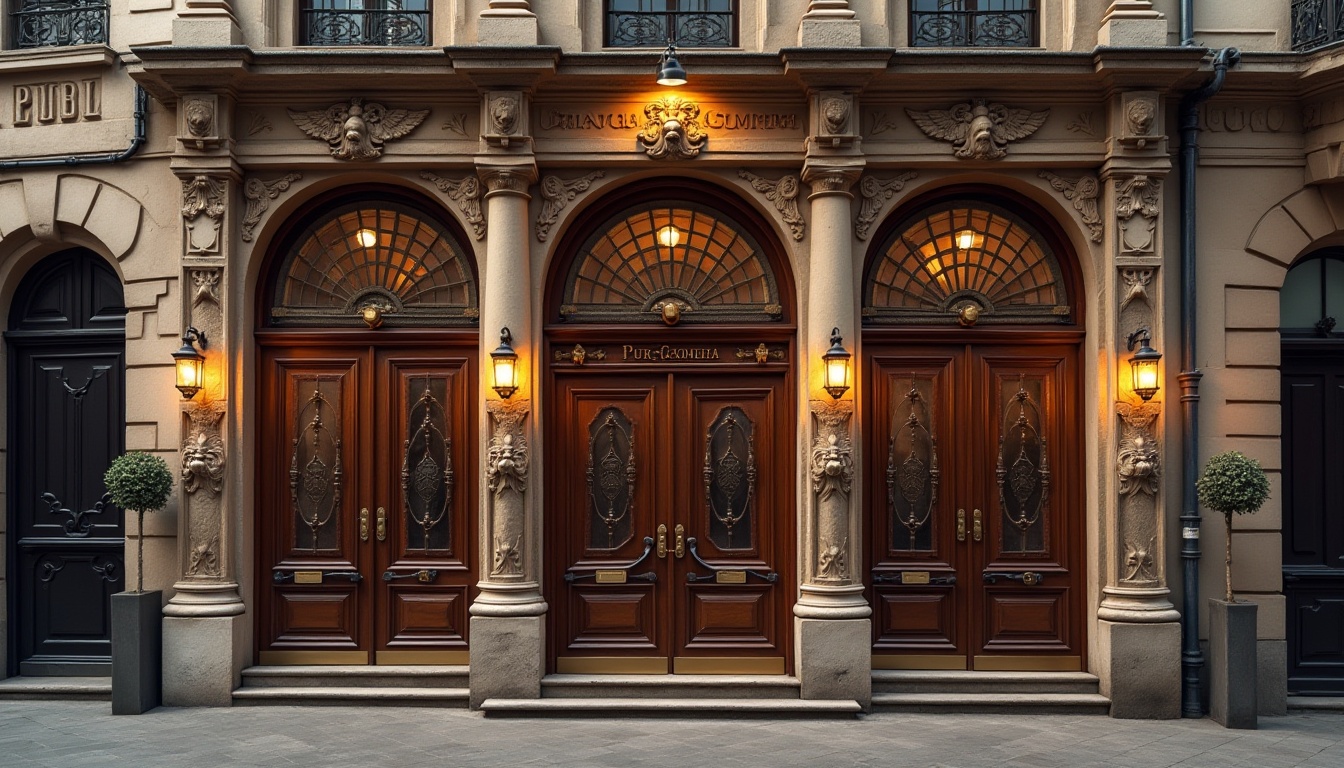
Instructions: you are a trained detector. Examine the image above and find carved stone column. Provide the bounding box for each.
[469,160,544,708]
[795,163,869,708]
[798,0,861,46]
[479,1,537,46]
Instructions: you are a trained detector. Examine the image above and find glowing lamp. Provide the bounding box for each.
[822,327,852,400]
[172,326,208,400]
[1126,328,1162,402]
[491,327,518,399]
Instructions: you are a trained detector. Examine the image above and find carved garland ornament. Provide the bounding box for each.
[1039,171,1102,244]
[855,172,918,240]
[421,171,485,240]
[907,99,1049,160]
[289,97,429,160]
[536,172,605,242]
[740,169,804,241]
[241,173,302,242]
[486,399,529,578]
[639,96,707,160]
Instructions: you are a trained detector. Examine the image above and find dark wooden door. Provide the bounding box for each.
[549,352,792,674]
[866,337,1084,671]
[1282,344,1344,695]
[257,337,475,665]
[6,249,126,676]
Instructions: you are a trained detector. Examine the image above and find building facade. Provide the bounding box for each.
[2,1,1341,716]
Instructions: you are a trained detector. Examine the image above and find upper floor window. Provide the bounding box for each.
[300,0,430,46]
[1292,1,1344,52]
[12,0,109,48]
[910,0,1038,48]
[606,1,735,48]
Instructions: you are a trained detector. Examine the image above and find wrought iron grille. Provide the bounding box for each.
[12,0,108,48]
[910,0,1037,48]
[300,0,429,46]
[1293,0,1344,52]
[606,0,734,48]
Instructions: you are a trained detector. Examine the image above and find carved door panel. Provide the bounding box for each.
[1282,346,1344,695]
[868,341,1083,671]
[258,341,475,664]
[550,369,792,674]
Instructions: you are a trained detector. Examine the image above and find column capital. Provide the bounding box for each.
[476,160,537,198]
[801,162,862,198]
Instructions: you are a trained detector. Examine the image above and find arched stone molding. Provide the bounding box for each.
[0,175,144,263]
[1246,186,1344,269]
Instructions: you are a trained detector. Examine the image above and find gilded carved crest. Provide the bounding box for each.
[907,99,1049,160]
[288,97,428,160]
[639,96,707,160]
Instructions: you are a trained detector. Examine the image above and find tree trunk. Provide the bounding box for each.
[1224,510,1234,602]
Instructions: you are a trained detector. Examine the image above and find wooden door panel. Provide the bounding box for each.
[684,587,775,648]
[982,590,1071,650]
[875,592,959,651]
[272,591,361,649]
[568,588,660,649]
[388,590,468,644]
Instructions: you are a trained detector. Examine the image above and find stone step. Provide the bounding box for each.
[872,692,1111,715]
[872,670,1102,695]
[541,674,801,700]
[0,676,111,701]
[232,686,469,707]
[1287,696,1344,711]
[238,665,468,689]
[480,697,861,718]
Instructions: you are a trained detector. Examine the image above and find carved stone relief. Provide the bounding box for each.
[1116,401,1162,587]
[241,173,302,242]
[855,172,917,240]
[1206,105,1288,132]
[639,96,707,160]
[1120,92,1158,149]
[1039,171,1102,243]
[288,97,428,160]
[483,91,525,148]
[907,99,1049,160]
[486,399,530,580]
[1066,111,1096,136]
[739,170,804,241]
[182,401,226,580]
[536,172,604,242]
[181,175,226,256]
[1120,267,1153,311]
[182,411,226,495]
[809,399,854,584]
[181,95,218,149]
[814,92,856,148]
[1115,175,1160,255]
[421,171,485,239]
[191,269,220,307]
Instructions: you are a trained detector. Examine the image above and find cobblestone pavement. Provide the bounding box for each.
[2,701,1342,768]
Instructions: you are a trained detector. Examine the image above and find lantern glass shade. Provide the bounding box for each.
[822,328,852,400]
[491,327,518,399]
[1127,329,1161,402]
[171,327,207,400]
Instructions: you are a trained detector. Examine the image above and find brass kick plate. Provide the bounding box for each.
[293,571,323,584]
[715,570,747,584]
[900,571,931,585]
[595,570,627,584]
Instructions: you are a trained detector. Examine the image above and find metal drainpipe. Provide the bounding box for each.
[1181,0,1196,46]
[1177,45,1240,718]
[0,85,147,170]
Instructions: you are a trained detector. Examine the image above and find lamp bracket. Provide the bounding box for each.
[1126,327,1149,352]
[184,325,207,349]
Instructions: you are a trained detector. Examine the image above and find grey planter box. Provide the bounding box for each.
[112,590,162,715]
[1209,598,1257,729]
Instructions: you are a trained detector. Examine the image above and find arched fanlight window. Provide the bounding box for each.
[1280,250,1344,337]
[864,200,1071,325]
[268,200,477,327]
[559,201,782,324]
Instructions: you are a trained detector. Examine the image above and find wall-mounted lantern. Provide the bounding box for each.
[656,42,687,87]
[1126,327,1162,402]
[822,327,852,400]
[491,327,519,399]
[172,326,208,400]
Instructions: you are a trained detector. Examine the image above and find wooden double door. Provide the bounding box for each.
[548,352,793,674]
[866,336,1084,671]
[1282,343,1344,694]
[257,336,476,665]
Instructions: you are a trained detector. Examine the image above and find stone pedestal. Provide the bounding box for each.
[162,614,246,707]
[1209,599,1258,729]
[1097,619,1180,718]
[798,1,861,46]
[796,617,871,709]
[111,591,162,715]
[1097,2,1166,47]
[468,615,543,709]
[172,15,242,46]
[479,1,538,45]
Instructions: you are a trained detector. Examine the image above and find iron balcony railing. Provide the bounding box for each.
[606,7,735,48]
[12,0,108,48]
[910,3,1038,48]
[300,1,429,46]
[1293,0,1344,52]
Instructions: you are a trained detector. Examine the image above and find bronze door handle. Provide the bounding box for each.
[972,508,983,542]
[674,524,685,558]
[956,509,966,542]
[376,507,387,542]
[657,523,668,558]
[360,508,370,542]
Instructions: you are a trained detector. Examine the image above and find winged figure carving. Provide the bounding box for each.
[288,97,428,160]
[906,99,1049,160]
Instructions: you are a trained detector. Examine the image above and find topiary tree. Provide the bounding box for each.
[1196,450,1271,602]
[104,452,174,593]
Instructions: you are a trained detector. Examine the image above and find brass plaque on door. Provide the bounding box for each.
[293,571,323,584]
[900,571,931,585]
[595,570,628,584]
[715,570,747,584]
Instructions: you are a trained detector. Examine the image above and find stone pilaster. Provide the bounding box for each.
[470,158,544,708]
[798,1,861,47]
[479,1,538,46]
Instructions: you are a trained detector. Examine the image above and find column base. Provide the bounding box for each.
[479,15,539,46]
[163,580,245,618]
[796,617,871,710]
[469,614,543,709]
[1097,619,1181,718]
[470,580,547,617]
[798,18,862,48]
[162,613,247,707]
[1098,2,1166,46]
[1098,585,1181,623]
[794,583,871,620]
